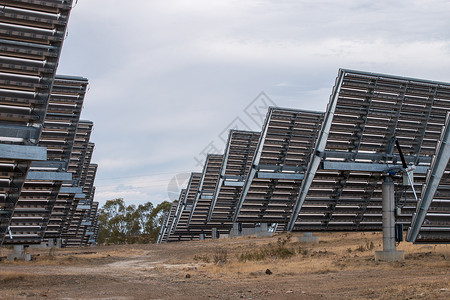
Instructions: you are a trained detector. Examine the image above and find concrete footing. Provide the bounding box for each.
[199,234,205,240]
[375,250,405,262]
[212,228,218,239]
[297,232,319,243]
[229,223,272,238]
[255,223,272,237]
[7,245,31,261]
[229,223,241,237]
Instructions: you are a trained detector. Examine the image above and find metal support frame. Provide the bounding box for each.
[288,70,345,231]
[0,144,47,161]
[233,110,273,222]
[321,161,428,174]
[26,171,72,181]
[207,130,259,223]
[407,114,450,242]
[256,172,304,180]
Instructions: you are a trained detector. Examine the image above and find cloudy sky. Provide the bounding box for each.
[57,0,450,207]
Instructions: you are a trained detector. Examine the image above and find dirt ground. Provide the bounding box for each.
[0,232,449,299]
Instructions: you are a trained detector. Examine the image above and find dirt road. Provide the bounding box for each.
[0,232,449,299]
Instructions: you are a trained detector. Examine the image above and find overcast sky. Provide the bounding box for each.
[57,0,450,208]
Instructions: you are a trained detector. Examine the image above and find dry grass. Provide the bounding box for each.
[0,271,29,283]
[0,232,449,299]
[193,232,450,279]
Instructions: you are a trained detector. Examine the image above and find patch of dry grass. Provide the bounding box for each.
[0,271,29,283]
[191,232,450,279]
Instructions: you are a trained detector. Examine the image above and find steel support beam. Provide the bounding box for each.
[233,109,273,222]
[407,114,450,242]
[0,143,46,161]
[321,161,429,174]
[223,181,244,187]
[0,124,40,142]
[26,171,72,181]
[31,160,68,170]
[59,187,83,194]
[324,151,432,165]
[76,205,90,210]
[288,69,345,231]
[256,172,304,180]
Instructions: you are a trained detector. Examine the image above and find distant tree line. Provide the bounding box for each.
[98,198,171,244]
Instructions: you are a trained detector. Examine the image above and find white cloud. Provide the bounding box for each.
[57,0,450,208]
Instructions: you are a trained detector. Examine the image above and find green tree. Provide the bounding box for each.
[98,198,127,244]
[146,201,172,242]
[136,202,154,234]
[98,198,172,244]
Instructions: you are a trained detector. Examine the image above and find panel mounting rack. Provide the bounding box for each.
[288,69,450,236]
[233,107,324,225]
[59,123,94,244]
[157,201,178,244]
[4,76,88,245]
[0,0,74,246]
[207,130,260,230]
[64,163,97,247]
[187,154,224,231]
[407,114,450,243]
[169,172,202,241]
[164,189,187,242]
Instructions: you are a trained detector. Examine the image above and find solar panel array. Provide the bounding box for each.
[234,108,324,226]
[0,1,99,249]
[160,69,450,245]
[289,70,450,237]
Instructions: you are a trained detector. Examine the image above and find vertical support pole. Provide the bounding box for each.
[382,177,395,252]
[375,176,404,261]
[212,228,218,239]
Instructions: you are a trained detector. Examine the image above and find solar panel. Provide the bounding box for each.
[157,210,170,244]
[165,189,186,242]
[169,173,202,241]
[2,76,87,245]
[233,107,324,225]
[84,200,99,246]
[60,131,96,247]
[64,163,97,247]
[187,154,224,234]
[208,130,260,228]
[408,114,450,243]
[75,164,98,247]
[157,202,177,243]
[91,201,100,245]
[288,69,450,235]
[0,0,73,246]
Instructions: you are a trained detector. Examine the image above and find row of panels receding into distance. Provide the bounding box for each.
[0,0,99,248]
[158,69,450,245]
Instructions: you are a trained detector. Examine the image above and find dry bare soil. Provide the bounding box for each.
[0,232,449,299]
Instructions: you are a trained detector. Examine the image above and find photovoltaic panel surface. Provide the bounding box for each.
[289,69,450,236]
[234,107,324,224]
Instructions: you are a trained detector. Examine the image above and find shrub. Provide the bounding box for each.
[213,248,228,264]
[238,238,296,262]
